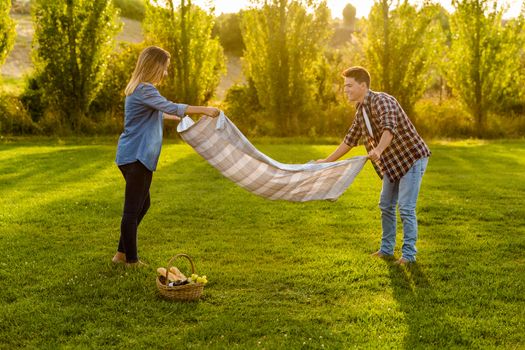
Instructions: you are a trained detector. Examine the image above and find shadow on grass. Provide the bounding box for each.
[385,142,525,349]
[386,262,471,349]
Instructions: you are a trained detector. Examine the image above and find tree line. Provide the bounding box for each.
[0,0,524,138]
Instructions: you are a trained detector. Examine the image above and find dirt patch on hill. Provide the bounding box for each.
[1,15,144,78]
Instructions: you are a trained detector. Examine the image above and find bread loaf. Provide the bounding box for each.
[156,267,180,282]
[169,266,187,281]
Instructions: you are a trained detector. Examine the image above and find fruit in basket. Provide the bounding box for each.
[185,273,208,284]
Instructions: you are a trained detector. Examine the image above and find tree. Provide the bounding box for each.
[0,0,15,68]
[143,0,225,105]
[113,0,145,21]
[32,0,121,132]
[240,0,331,135]
[361,0,444,121]
[342,3,357,29]
[214,12,244,56]
[446,0,525,137]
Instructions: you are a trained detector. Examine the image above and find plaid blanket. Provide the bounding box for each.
[176,113,367,202]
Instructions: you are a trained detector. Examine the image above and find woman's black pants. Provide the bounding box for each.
[117,161,152,263]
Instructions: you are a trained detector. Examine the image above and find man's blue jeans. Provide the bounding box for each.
[378,157,429,262]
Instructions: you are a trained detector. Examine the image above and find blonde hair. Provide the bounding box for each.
[125,46,171,96]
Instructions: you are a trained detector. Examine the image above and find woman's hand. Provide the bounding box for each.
[186,106,221,117]
[204,107,220,118]
[163,113,181,121]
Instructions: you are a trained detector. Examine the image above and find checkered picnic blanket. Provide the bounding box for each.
[176,112,367,202]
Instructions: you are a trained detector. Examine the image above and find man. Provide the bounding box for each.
[317,66,430,265]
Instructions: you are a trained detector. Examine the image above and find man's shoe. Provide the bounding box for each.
[394,257,411,266]
[371,251,393,259]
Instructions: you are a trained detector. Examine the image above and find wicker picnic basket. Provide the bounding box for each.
[156,253,204,301]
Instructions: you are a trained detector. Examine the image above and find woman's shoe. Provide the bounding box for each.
[112,252,126,264]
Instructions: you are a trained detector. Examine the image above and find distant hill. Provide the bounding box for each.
[1,14,143,78]
[1,13,243,101]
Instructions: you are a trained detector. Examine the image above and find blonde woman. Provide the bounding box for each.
[113,46,220,266]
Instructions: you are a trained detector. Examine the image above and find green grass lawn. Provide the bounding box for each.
[0,138,524,349]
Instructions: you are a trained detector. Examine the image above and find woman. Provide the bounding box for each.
[113,46,220,266]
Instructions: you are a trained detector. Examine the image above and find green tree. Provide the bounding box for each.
[240,0,331,135]
[446,0,525,137]
[0,0,15,68]
[113,0,145,21]
[362,0,444,120]
[90,43,144,122]
[144,0,225,105]
[32,0,121,132]
[214,12,244,56]
[342,3,357,29]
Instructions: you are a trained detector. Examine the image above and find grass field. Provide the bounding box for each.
[0,138,524,349]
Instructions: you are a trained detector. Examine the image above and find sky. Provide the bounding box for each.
[191,0,523,19]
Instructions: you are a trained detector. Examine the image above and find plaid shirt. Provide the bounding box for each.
[344,90,431,182]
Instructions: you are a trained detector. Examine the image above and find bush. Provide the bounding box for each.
[90,42,143,122]
[414,98,525,139]
[0,93,40,135]
[20,75,46,123]
[315,103,356,137]
[485,114,525,139]
[223,81,267,137]
[224,79,356,138]
[414,98,474,139]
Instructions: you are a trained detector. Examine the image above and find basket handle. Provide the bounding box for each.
[165,253,197,281]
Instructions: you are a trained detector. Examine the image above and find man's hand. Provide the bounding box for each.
[368,148,383,162]
[315,159,328,163]
[369,130,393,162]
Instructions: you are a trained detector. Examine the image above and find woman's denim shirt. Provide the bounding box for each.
[116,83,188,171]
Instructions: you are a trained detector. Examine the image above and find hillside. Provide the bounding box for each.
[1,14,144,78]
[1,14,243,101]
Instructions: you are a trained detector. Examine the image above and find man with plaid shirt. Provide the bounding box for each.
[317,66,430,265]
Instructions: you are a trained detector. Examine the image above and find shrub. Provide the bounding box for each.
[415,98,473,139]
[415,98,525,139]
[485,114,525,139]
[20,75,46,123]
[90,43,143,122]
[315,103,356,137]
[0,93,40,135]
[223,81,266,137]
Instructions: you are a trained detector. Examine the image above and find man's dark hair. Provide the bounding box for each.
[342,66,371,88]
